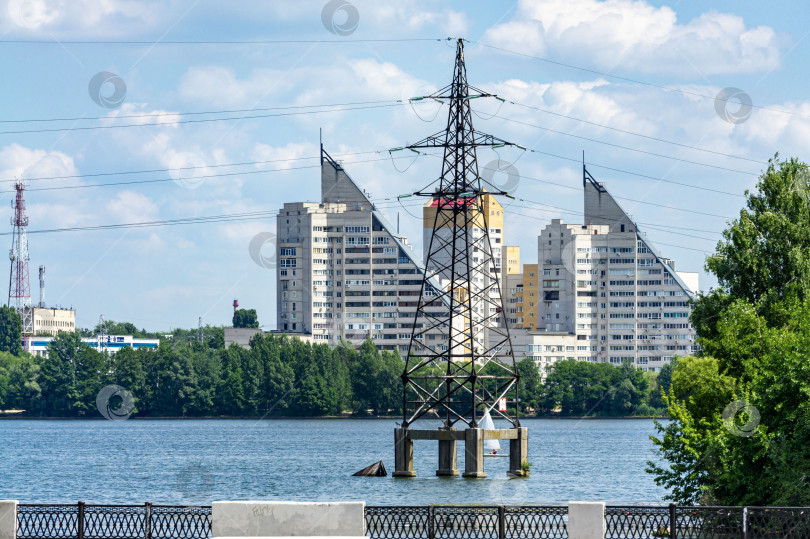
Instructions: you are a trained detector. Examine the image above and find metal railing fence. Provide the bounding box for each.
[12,503,810,539]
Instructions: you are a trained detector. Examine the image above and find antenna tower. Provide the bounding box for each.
[97,315,108,355]
[8,180,33,334]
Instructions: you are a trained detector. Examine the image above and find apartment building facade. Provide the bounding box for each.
[525,175,698,372]
[276,149,450,356]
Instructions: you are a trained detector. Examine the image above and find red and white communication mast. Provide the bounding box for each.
[8,180,33,334]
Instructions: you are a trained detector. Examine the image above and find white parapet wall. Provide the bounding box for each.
[567,501,606,539]
[0,501,17,539]
[212,502,366,538]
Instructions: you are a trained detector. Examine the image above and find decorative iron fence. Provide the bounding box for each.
[16,504,212,539]
[13,503,810,539]
[365,506,567,539]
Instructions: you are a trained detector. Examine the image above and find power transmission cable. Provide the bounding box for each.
[4,93,766,173]
[517,148,748,198]
[0,38,445,45]
[500,207,712,254]
[2,150,385,183]
[0,154,433,194]
[0,100,401,124]
[0,200,424,236]
[502,100,766,165]
[0,103,401,135]
[466,39,810,121]
[491,114,759,176]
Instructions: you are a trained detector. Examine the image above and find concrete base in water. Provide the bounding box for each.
[436,428,459,476]
[393,428,416,477]
[394,427,528,478]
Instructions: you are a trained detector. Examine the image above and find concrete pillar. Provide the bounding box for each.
[393,428,416,478]
[508,427,529,477]
[462,428,486,478]
[0,501,17,539]
[436,428,459,476]
[568,501,606,539]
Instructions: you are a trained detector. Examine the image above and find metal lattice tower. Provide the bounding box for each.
[97,315,108,355]
[8,180,33,334]
[401,39,521,429]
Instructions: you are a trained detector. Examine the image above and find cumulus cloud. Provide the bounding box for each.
[106,189,158,223]
[178,58,424,108]
[251,142,318,170]
[0,143,77,181]
[482,0,785,76]
[3,0,168,35]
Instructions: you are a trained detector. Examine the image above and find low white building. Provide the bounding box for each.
[23,334,159,358]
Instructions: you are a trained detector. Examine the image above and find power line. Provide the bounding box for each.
[0,38,446,45]
[466,39,810,121]
[500,206,713,254]
[519,149,748,198]
[0,99,399,125]
[0,200,424,236]
[0,103,401,136]
[504,100,767,165]
[0,154,430,194]
[4,150,382,184]
[492,114,759,176]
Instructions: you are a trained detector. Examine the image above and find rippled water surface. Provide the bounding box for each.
[0,418,669,504]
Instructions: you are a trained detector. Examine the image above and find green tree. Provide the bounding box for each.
[250,333,295,414]
[0,306,22,355]
[650,155,810,505]
[290,342,351,416]
[233,309,259,329]
[515,358,541,413]
[39,332,104,415]
[350,339,403,415]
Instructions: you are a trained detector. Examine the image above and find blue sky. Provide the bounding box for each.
[1,0,808,332]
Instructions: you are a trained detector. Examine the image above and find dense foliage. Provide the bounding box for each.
[0,332,405,418]
[648,155,810,506]
[0,322,669,419]
[232,309,259,329]
[0,305,22,355]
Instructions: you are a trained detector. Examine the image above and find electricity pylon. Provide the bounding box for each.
[400,39,523,429]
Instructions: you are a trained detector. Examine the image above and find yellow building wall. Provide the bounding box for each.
[521,264,538,330]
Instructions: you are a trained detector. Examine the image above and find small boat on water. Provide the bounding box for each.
[481,409,508,457]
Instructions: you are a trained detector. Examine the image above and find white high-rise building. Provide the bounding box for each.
[528,173,698,371]
[276,148,450,356]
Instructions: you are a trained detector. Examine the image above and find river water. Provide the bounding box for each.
[0,418,669,505]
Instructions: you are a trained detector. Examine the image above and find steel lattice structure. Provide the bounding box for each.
[401,39,521,429]
[8,180,33,335]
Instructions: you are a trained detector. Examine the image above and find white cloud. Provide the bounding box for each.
[178,59,423,108]
[0,143,77,181]
[483,0,785,76]
[106,189,158,223]
[3,0,168,34]
[251,142,318,170]
[101,103,182,128]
